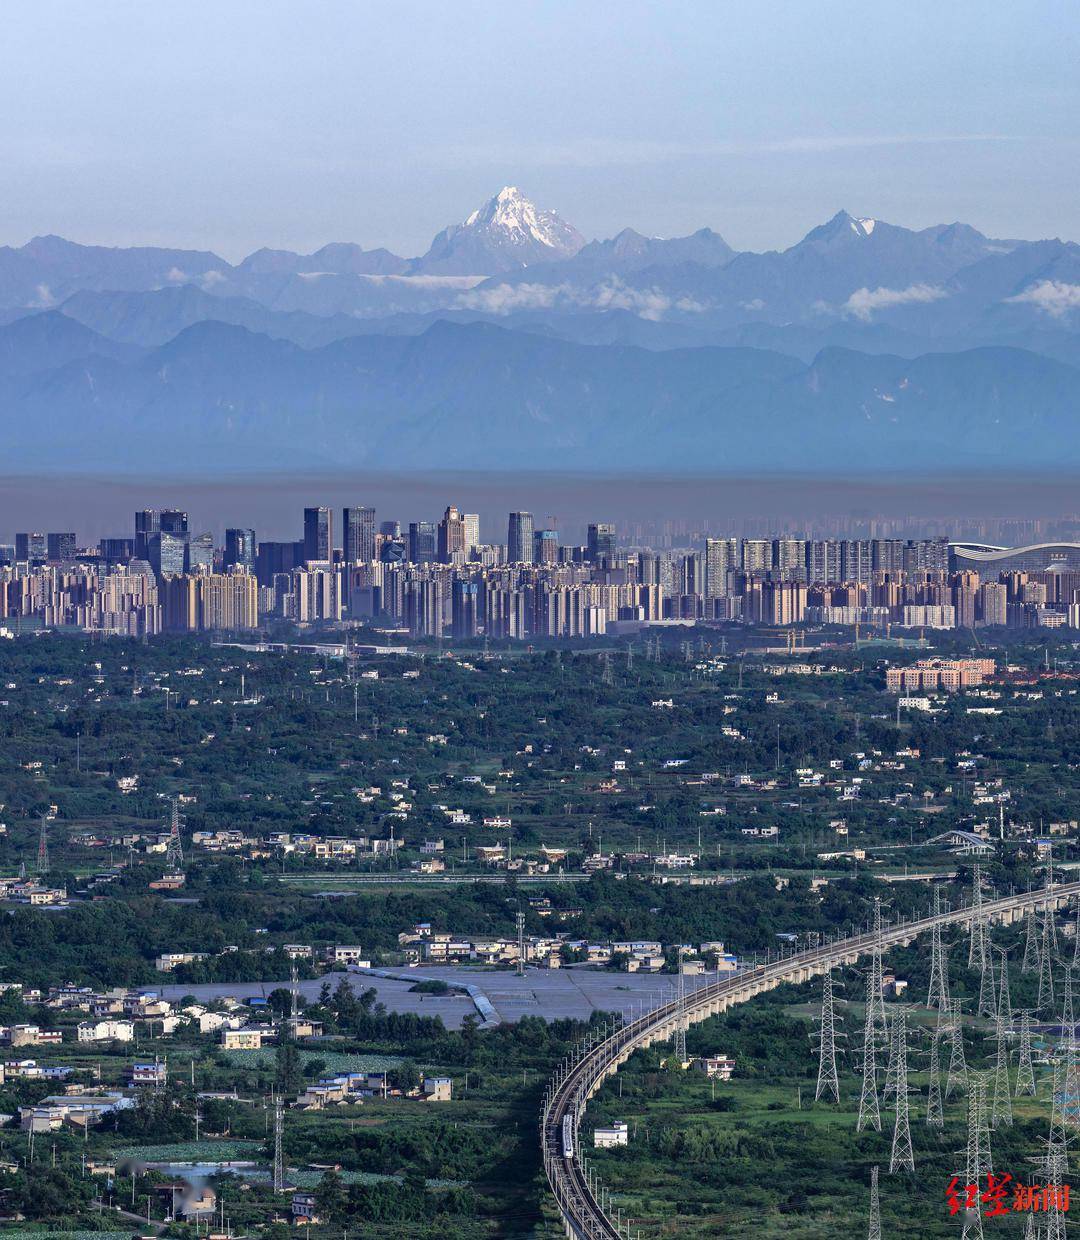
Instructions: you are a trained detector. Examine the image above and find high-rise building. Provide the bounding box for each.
[15,533,46,562]
[463,513,480,556]
[160,510,188,535]
[587,523,616,562]
[101,538,134,564]
[188,532,215,573]
[224,528,256,573]
[149,531,187,578]
[303,507,333,563]
[438,507,467,562]
[46,532,77,562]
[343,506,376,563]
[507,511,534,564]
[134,510,159,560]
[409,521,436,564]
[534,528,559,564]
[379,520,401,539]
[741,539,771,574]
[705,538,738,597]
[452,579,481,638]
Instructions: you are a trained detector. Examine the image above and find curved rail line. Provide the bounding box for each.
[541,880,1080,1239]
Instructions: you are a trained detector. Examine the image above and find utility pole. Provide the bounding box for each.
[516,910,526,978]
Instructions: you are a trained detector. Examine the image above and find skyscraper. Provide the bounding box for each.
[463,513,480,556]
[343,506,376,563]
[507,511,534,564]
[534,528,559,564]
[303,507,333,563]
[46,532,77,562]
[224,528,256,572]
[587,523,616,562]
[409,521,436,564]
[15,533,46,562]
[438,507,467,562]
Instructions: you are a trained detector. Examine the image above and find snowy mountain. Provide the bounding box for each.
[410,186,585,276]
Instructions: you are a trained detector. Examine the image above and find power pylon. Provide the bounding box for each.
[1015,1010,1036,1097]
[988,1014,1012,1129]
[867,897,887,1037]
[1022,905,1040,974]
[977,948,997,1019]
[1073,895,1080,968]
[1060,966,1075,1043]
[867,1166,882,1240]
[926,1011,945,1128]
[165,797,184,872]
[814,968,844,1104]
[36,815,49,875]
[1037,909,1055,1015]
[927,886,950,1011]
[673,969,687,1066]
[600,653,614,687]
[995,947,1012,1026]
[516,910,526,978]
[967,863,988,971]
[1043,861,1059,957]
[272,1093,285,1191]
[960,1076,990,1240]
[946,999,969,1098]
[857,976,882,1133]
[1034,1062,1068,1240]
[888,1008,915,1173]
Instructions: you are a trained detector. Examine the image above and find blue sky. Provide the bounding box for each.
[2,1,1078,258]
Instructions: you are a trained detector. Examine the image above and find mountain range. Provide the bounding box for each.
[3,186,1080,474]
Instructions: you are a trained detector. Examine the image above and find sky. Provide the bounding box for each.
[1,1,1078,260]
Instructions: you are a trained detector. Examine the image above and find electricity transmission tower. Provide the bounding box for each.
[857,984,881,1133]
[516,910,526,977]
[815,968,844,1103]
[867,1166,882,1240]
[1073,895,1080,969]
[977,946,997,1019]
[967,863,988,971]
[946,998,969,1098]
[36,815,49,875]
[272,1094,285,1191]
[927,886,950,1011]
[887,1008,915,1173]
[1022,905,1040,974]
[1015,1010,1036,1097]
[1037,908,1055,1014]
[165,797,185,871]
[995,947,1012,1026]
[960,1076,991,1240]
[673,969,687,1066]
[926,1011,945,1128]
[988,1014,1012,1129]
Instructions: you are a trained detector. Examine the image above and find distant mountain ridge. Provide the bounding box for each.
[4,190,1080,475]
[3,315,1079,475]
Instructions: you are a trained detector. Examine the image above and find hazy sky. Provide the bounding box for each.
[2,2,1078,259]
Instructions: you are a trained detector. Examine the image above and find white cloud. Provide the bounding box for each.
[1005,279,1080,318]
[199,269,227,288]
[30,283,55,308]
[166,266,188,283]
[457,276,708,321]
[843,283,946,321]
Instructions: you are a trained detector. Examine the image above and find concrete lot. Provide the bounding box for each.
[151,966,719,1028]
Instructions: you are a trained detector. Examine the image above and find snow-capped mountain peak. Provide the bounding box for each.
[412,186,585,276]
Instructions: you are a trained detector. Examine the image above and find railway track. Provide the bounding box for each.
[541,879,1080,1239]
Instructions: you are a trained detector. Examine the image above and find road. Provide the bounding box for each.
[541,880,1080,1240]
